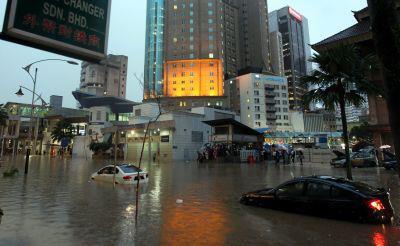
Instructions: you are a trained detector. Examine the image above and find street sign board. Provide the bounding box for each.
[1,0,111,61]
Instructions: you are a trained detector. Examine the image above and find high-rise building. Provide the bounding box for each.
[224,73,291,131]
[162,0,226,98]
[144,0,164,99]
[269,6,312,110]
[79,55,128,99]
[237,0,271,73]
[143,0,273,102]
[269,31,285,76]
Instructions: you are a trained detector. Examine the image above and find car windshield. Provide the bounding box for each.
[119,165,142,174]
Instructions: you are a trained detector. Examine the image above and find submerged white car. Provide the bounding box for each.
[91,164,149,184]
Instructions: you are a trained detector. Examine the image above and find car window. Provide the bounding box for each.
[107,167,119,174]
[99,166,119,174]
[306,182,331,199]
[119,165,141,174]
[276,182,304,197]
[331,186,357,200]
[257,189,273,195]
[98,167,108,174]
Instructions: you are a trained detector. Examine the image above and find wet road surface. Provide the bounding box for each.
[0,156,399,245]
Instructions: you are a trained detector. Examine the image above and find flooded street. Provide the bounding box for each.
[0,157,399,245]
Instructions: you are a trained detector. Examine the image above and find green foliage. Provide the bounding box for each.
[89,142,113,152]
[301,44,381,110]
[301,44,380,180]
[3,167,19,177]
[350,122,373,142]
[51,119,75,143]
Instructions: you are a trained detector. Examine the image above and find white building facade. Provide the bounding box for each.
[225,73,291,131]
[79,55,128,99]
[125,104,238,161]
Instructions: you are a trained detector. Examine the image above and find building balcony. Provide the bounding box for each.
[265,86,274,91]
[265,91,276,98]
[265,99,276,105]
[266,107,277,113]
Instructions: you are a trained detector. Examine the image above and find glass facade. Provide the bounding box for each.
[144,0,164,99]
[269,7,311,110]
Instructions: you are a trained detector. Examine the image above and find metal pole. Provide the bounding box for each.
[112,130,118,189]
[33,116,39,155]
[25,68,37,174]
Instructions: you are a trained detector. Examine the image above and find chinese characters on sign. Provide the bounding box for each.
[2,0,111,61]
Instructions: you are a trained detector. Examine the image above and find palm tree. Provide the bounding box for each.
[367,0,400,178]
[51,119,75,143]
[301,44,380,180]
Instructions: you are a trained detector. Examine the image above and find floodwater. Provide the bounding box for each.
[0,156,399,246]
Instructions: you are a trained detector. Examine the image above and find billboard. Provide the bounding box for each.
[289,7,302,22]
[1,0,111,61]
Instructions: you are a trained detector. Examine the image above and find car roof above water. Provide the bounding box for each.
[295,176,384,196]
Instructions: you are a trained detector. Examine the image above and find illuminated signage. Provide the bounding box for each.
[289,7,302,22]
[2,0,111,61]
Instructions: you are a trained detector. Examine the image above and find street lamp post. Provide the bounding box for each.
[17,59,78,174]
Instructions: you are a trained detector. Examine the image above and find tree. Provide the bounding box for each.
[301,44,380,180]
[367,0,400,178]
[50,119,75,143]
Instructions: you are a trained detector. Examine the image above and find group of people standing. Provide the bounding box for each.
[272,149,304,165]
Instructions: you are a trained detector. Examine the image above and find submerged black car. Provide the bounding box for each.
[240,176,395,224]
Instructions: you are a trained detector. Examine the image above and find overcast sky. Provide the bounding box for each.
[0,0,367,108]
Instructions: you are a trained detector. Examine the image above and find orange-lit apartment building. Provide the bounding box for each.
[144,0,273,108]
[163,59,223,97]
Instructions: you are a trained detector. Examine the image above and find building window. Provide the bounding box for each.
[96,111,101,121]
[209,53,214,58]
[254,90,259,96]
[254,98,260,104]
[284,115,289,120]
[255,106,260,112]
[255,114,261,120]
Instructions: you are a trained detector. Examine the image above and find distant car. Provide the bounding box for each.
[330,150,377,168]
[91,164,149,184]
[240,176,395,224]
